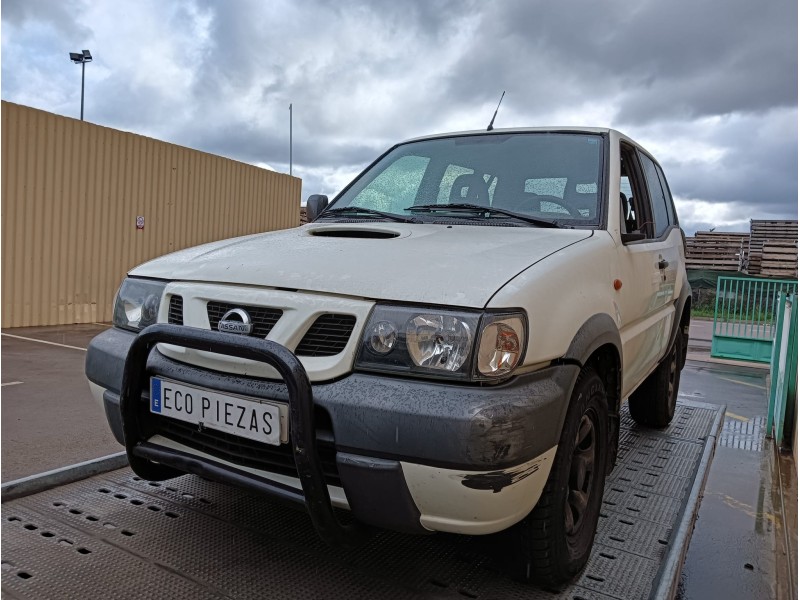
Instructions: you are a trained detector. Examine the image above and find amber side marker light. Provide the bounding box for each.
[614,279,623,290]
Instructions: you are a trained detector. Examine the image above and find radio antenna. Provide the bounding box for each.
[486,91,505,131]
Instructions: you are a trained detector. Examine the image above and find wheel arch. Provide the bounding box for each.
[559,313,622,472]
[561,314,622,406]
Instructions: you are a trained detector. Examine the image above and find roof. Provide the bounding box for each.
[401,126,618,145]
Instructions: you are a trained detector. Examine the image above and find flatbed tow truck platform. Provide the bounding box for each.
[2,400,723,600]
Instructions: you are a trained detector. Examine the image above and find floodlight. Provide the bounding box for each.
[69,49,93,120]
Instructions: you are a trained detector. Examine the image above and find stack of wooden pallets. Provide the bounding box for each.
[684,221,797,279]
[685,231,750,271]
[748,220,798,277]
[759,240,798,278]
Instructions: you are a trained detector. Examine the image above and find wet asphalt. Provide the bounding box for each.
[677,360,793,599]
[1,324,120,480]
[1,321,795,598]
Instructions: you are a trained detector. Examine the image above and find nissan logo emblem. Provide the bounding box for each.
[218,308,254,335]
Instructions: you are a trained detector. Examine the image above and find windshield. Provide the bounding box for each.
[326,132,604,226]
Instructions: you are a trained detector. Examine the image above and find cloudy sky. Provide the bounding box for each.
[2,0,797,235]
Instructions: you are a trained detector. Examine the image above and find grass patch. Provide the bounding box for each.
[691,305,715,319]
[692,304,775,322]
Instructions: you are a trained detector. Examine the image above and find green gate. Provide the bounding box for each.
[767,291,797,445]
[711,276,798,363]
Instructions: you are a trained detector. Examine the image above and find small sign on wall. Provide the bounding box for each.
[136,216,145,230]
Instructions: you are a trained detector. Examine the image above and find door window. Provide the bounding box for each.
[639,152,672,237]
[620,144,650,238]
[619,175,638,233]
[655,164,679,226]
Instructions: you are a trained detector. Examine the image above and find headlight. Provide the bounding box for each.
[355,305,527,381]
[357,305,480,380]
[112,278,167,331]
[368,320,398,355]
[406,314,473,371]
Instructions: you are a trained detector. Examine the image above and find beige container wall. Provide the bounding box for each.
[1,101,301,327]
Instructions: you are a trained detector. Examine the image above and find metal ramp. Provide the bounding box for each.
[1,400,723,600]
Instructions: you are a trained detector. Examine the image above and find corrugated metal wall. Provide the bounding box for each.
[1,101,301,327]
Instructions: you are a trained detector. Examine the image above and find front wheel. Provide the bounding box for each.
[505,366,609,585]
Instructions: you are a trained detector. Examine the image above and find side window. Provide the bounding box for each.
[352,155,429,212]
[620,143,650,238]
[619,174,637,232]
[655,164,679,226]
[639,152,671,237]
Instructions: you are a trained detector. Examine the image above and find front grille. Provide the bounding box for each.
[296,314,357,357]
[150,412,341,487]
[207,302,282,337]
[168,295,184,325]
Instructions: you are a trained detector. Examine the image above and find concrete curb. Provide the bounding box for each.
[1,452,128,502]
[686,351,770,370]
[651,401,726,600]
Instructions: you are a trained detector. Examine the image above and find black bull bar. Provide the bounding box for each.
[119,323,366,547]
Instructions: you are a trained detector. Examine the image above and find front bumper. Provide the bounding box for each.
[86,325,577,537]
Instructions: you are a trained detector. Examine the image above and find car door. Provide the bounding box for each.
[613,143,680,397]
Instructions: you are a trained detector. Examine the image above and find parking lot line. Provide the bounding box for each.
[0,333,87,352]
[725,411,750,422]
[715,375,766,390]
[1,381,24,387]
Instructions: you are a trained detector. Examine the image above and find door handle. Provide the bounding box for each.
[658,259,669,270]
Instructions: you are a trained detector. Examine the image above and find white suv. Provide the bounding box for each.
[86,127,690,585]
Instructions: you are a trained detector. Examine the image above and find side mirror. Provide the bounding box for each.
[306,194,329,222]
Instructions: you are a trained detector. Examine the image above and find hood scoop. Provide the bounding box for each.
[309,228,399,239]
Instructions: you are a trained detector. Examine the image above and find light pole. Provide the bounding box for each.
[289,103,293,176]
[69,50,93,121]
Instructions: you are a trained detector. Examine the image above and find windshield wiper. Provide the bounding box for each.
[319,206,419,224]
[406,203,562,228]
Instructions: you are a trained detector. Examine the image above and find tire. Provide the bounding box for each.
[504,366,609,586]
[628,331,683,428]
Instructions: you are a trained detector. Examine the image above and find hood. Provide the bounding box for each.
[131,223,593,308]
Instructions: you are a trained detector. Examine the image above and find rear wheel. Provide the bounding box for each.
[629,331,683,428]
[505,366,609,585]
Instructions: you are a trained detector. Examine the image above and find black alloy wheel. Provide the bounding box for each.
[565,413,597,539]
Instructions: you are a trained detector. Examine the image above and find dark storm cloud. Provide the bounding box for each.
[179,121,381,172]
[1,0,796,231]
[167,0,487,171]
[2,0,91,39]
[431,0,798,230]
[445,0,796,122]
[658,110,798,215]
[671,143,797,218]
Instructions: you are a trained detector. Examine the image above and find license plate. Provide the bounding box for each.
[149,377,288,446]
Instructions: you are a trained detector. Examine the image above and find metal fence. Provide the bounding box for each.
[711,276,798,363]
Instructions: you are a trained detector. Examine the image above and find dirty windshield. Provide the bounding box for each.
[326,132,604,226]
